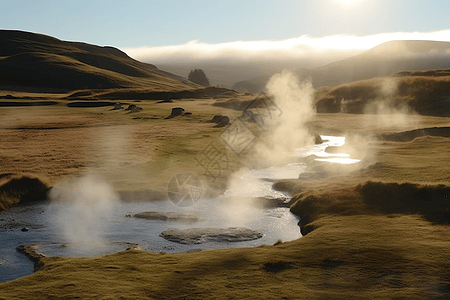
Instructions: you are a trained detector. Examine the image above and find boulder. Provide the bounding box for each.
[113,103,123,110]
[125,104,143,113]
[166,107,185,119]
[210,114,230,126]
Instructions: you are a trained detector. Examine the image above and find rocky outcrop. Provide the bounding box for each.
[160,227,263,244]
[133,211,199,224]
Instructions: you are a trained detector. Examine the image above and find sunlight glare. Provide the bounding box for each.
[337,0,361,5]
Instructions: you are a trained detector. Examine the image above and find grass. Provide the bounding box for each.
[315,74,450,117]
[0,215,449,299]
[0,95,249,194]
[1,92,450,298]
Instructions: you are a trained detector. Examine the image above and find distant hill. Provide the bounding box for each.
[314,69,450,117]
[233,40,450,93]
[0,30,198,92]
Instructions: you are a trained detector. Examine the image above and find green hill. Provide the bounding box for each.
[0,30,198,92]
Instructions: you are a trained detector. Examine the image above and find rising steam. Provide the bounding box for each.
[252,70,315,167]
[221,71,315,224]
[49,175,120,244]
[364,78,418,129]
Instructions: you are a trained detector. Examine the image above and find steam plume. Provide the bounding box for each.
[252,70,315,167]
[364,78,418,129]
[49,175,119,244]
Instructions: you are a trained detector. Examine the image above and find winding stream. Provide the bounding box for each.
[0,136,358,282]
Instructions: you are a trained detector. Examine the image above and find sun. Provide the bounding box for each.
[336,0,361,5]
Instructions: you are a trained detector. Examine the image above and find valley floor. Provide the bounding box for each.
[0,93,450,299]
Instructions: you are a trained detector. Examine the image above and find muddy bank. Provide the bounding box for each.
[160,227,264,244]
[16,245,45,271]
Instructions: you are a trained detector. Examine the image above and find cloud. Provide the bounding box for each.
[122,30,450,66]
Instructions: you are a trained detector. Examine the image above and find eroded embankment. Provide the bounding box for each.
[378,127,450,142]
[0,175,50,212]
[290,181,450,235]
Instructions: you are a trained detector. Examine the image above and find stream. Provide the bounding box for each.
[0,135,358,282]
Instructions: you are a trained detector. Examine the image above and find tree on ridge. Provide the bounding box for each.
[188,69,210,86]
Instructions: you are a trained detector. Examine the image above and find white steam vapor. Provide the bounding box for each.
[253,70,315,167]
[364,78,417,129]
[221,70,315,229]
[49,175,120,244]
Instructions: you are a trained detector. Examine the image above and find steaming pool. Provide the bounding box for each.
[0,136,358,282]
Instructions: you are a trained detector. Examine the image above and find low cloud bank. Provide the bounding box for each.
[123,30,450,67]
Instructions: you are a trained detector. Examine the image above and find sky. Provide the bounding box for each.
[2,0,450,47]
[2,0,450,84]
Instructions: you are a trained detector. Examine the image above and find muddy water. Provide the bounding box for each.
[0,136,358,282]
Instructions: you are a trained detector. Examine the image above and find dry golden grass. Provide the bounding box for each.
[315,74,450,117]
[0,96,246,194]
[1,93,450,299]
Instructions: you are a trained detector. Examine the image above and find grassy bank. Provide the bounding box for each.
[0,214,449,299]
[314,72,450,117]
[0,175,49,211]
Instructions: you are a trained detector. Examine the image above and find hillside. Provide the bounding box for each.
[0,30,198,92]
[314,69,450,117]
[233,40,450,92]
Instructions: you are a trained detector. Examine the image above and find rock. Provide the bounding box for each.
[166,107,185,119]
[210,115,230,126]
[125,104,142,112]
[218,115,229,125]
[211,114,224,123]
[21,227,29,232]
[113,103,123,110]
[315,135,324,144]
[160,227,263,244]
[133,211,200,224]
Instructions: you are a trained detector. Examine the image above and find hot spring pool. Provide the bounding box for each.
[0,135,358,282]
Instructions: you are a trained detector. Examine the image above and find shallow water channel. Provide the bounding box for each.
[0,136,357,282]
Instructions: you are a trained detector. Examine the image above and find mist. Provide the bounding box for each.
[122,30,450,86]
[220,70,315,228]
[364,78,418,129]
[49,175,120,244]
[252,70,315,167]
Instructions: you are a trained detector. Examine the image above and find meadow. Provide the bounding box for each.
[0,88,449,299]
